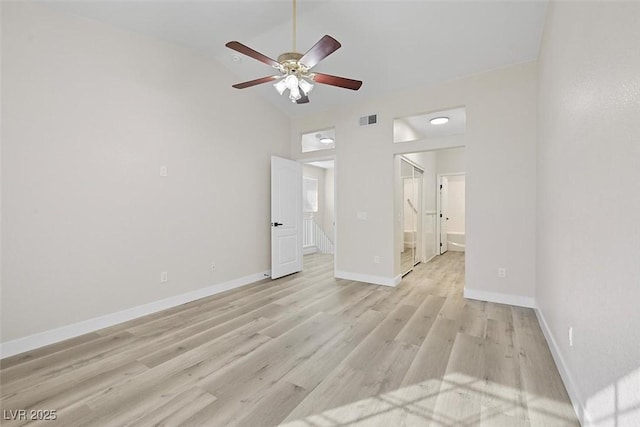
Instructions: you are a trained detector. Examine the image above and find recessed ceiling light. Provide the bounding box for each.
[319,137,334,144]
[430,117,449,125]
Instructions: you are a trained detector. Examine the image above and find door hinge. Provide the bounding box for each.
[440,213,443,218]
[440,184,443,190]
[440,242,443,246]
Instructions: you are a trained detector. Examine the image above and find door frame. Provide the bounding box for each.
[437,172,465,256]
[300,155,337,276]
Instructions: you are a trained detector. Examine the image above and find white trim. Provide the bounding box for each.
[303,246,318,255]
[463,288,535,308]
[335,270,401,287]
[0,270,270,359]
[298,154,335,164]
[423,254,437,264]
[332,157,338,277]
[392,135,466,154]
[535,308,591,426]
[399,155,425,173]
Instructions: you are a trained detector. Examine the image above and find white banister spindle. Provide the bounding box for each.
[302,218,334,254]
[303,218,315,248]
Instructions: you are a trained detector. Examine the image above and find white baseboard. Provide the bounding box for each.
[335,270,401,287]
[423,254,437,264]
[303,246,318,255]
[463,288,536,308]
[535,308,590,426]
[0,270,270,359]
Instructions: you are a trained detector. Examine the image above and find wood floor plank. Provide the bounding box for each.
[396,316,460,425]
[187,313,347,426]
[258,281,363,338]
[284,303,420,422]
[511,307,579,426]
[126,386,217,427]
[136,303,285,368]
[65,371,197,427]
[395,295,446,346]
[1,361,148,425]
[481,318,529,421]
[0,333,104,370]
[285,309,385,390]
[283,365,368,423]
[0,331,135,387]
[459,299,488,338]
[401,317,459,387]
[0,252,579,427]
[230,380,310,427]
[432,332,486,426]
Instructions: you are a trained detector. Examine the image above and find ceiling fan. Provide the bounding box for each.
[225,0,362,104]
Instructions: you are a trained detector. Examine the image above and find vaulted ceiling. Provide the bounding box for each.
[46,1,548,117]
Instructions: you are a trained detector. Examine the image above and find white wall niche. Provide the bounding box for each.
[394,107,466,144]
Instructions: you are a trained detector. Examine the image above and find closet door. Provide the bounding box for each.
[401,160,415,275]
[413,168,423,266]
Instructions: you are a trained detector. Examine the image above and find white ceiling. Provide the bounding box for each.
[45,1,548,118]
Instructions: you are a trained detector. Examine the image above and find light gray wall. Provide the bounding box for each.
[436,148,465,175]
[537,2,640,425]
[1,3,290,342]
[292,61,537,297]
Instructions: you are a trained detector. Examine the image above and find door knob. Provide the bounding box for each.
[272,222,283,227]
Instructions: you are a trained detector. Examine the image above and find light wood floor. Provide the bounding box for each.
[0,253,579,426]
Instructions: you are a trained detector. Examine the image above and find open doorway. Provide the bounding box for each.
[395,147,465,278]
[301,158,336,270]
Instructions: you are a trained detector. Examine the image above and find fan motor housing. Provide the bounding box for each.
[277,52,309,74]
[277,52,303,62]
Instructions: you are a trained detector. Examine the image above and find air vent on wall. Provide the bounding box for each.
[359,114,377,126]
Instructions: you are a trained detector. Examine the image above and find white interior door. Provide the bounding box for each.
[271,156,303,279]
[440,176,449,254]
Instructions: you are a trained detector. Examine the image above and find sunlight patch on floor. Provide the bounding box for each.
[281,373,577,426]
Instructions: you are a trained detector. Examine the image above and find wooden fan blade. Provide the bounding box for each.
[232,76,279,89]
[299,35,341,69]
[296,95,309,104]
[225,41,280,69]
[313,73,363,91]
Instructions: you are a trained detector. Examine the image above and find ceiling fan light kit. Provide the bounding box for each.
[225,0,362,105]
